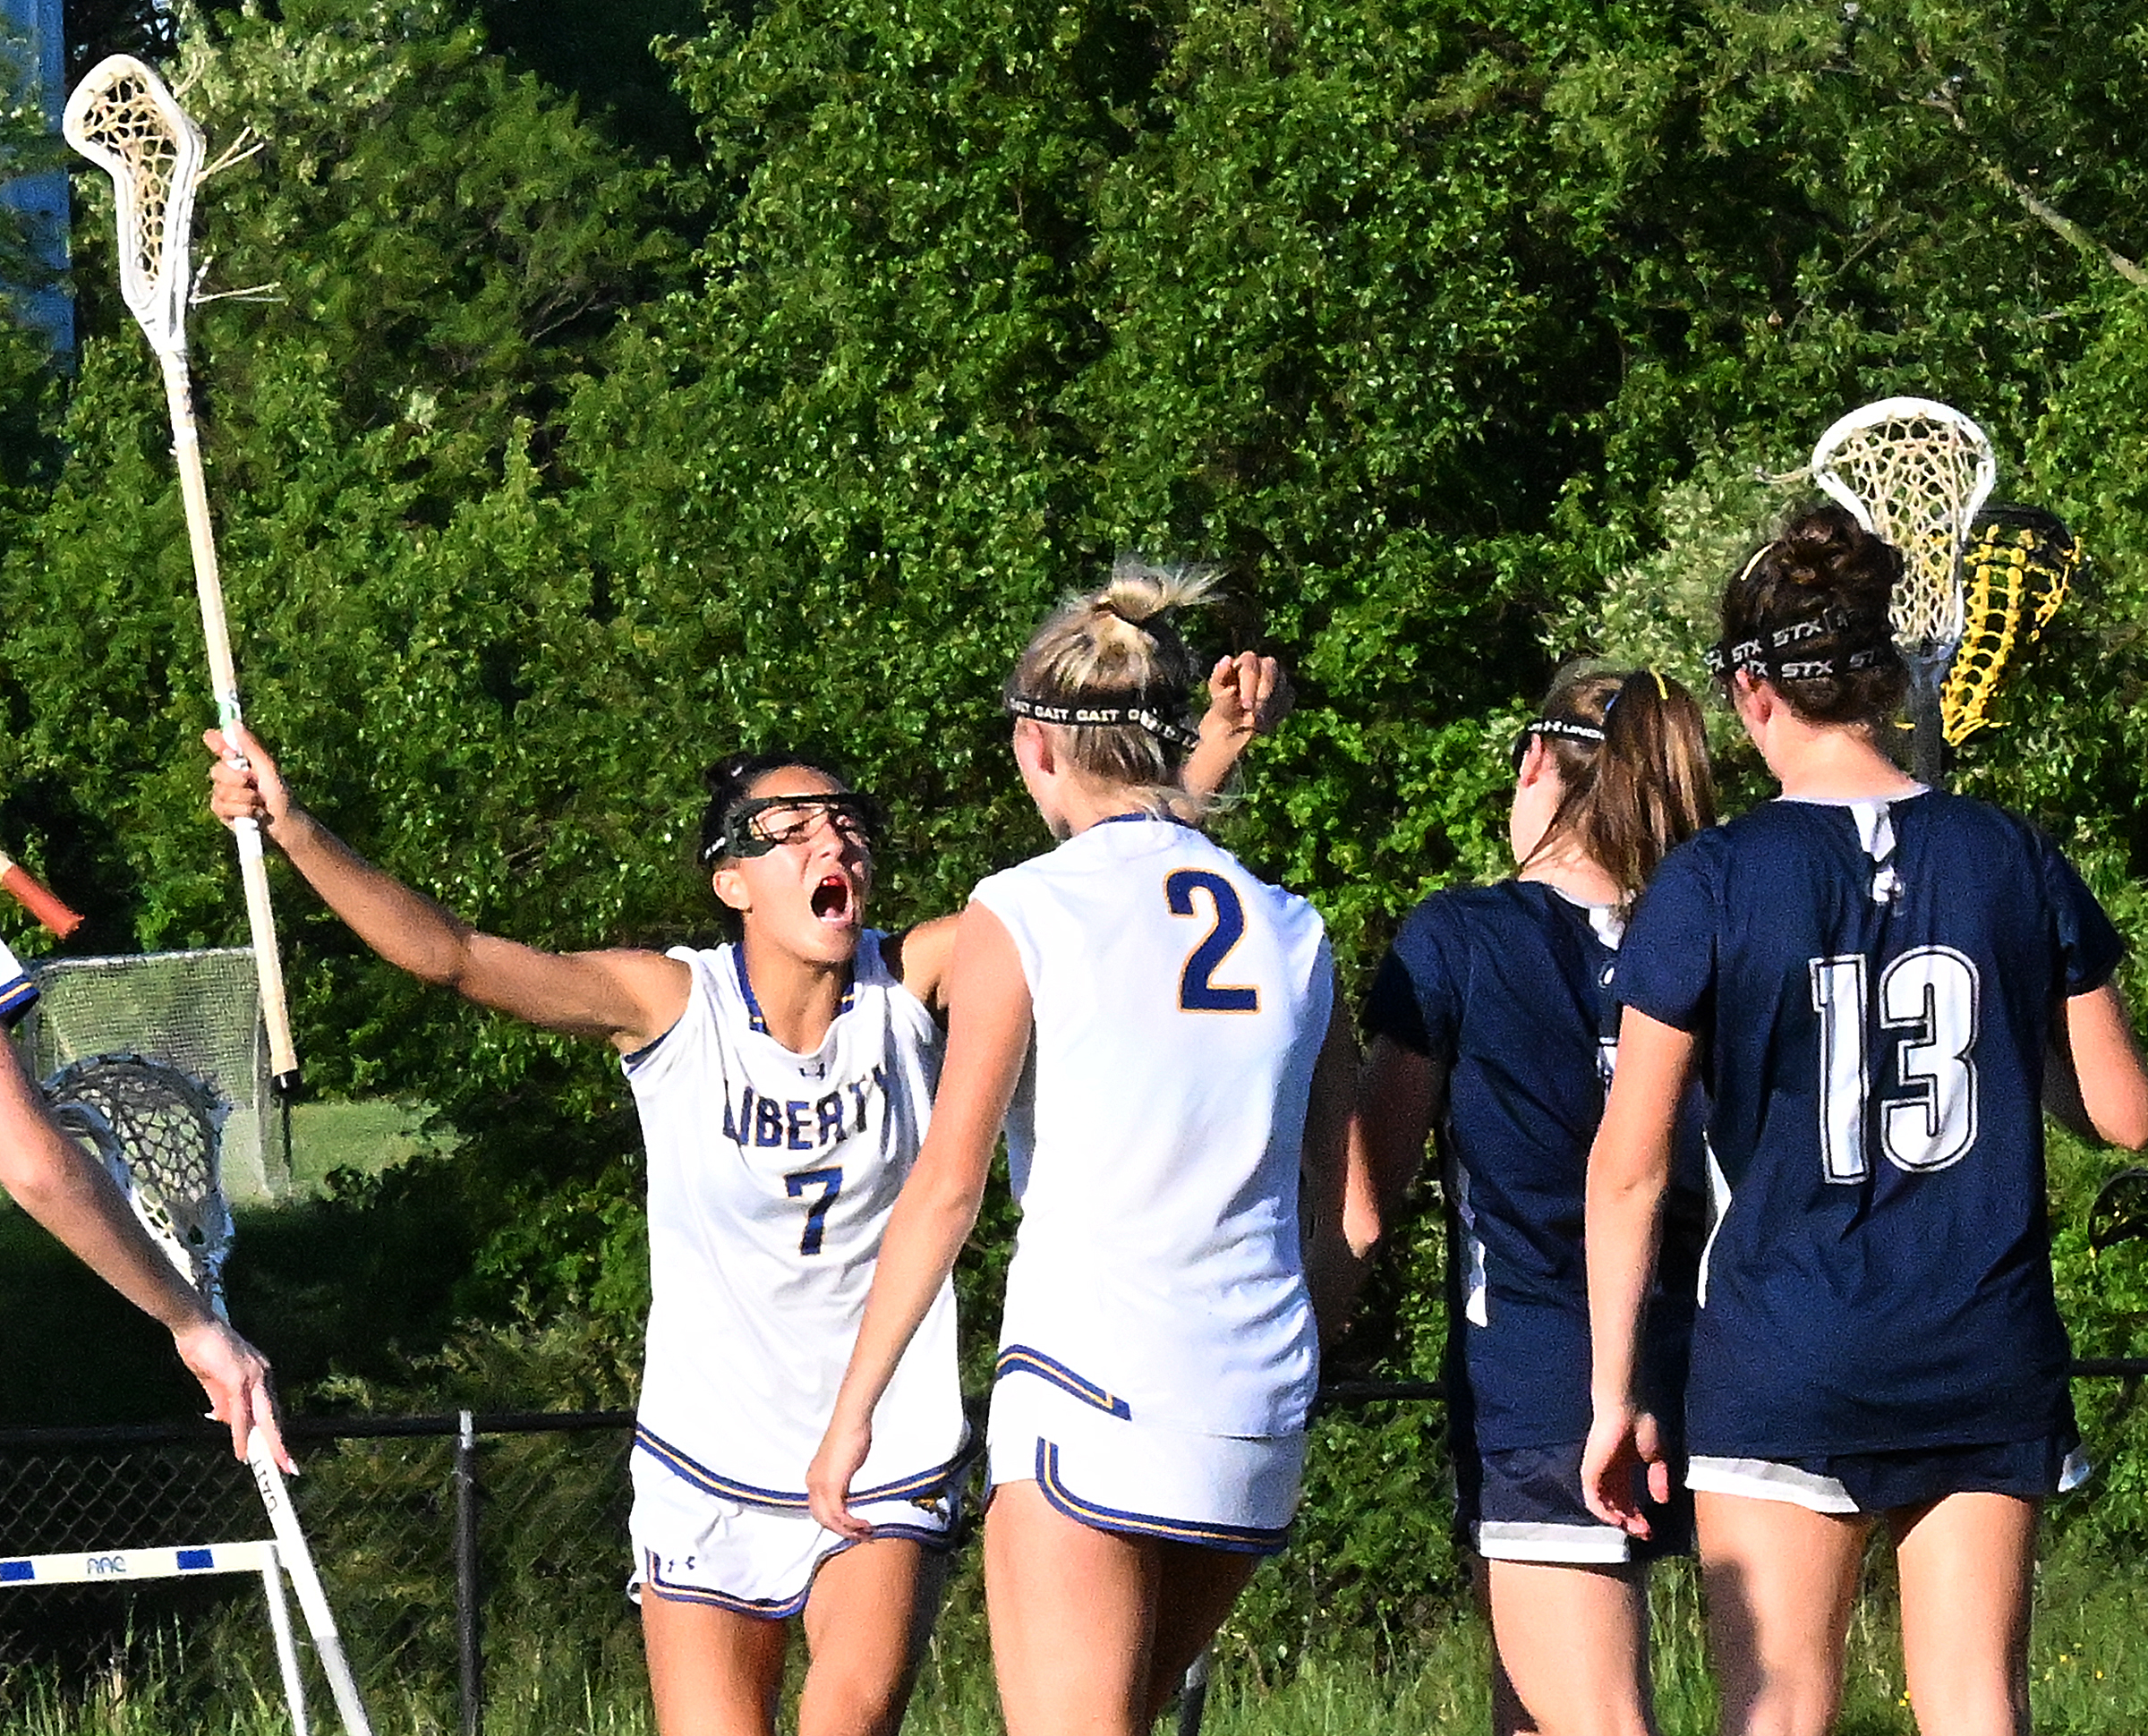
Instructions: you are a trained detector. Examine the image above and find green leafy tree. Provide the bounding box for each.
[0,3,2143,1531]
[0,0,689,1331]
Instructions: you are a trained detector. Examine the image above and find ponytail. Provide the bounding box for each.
[1521,666,1715,906]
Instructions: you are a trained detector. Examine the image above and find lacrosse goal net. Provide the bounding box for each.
[18,948,289,1200]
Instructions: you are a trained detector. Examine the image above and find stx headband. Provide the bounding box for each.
[1706,604,1897,682]
[1004,689,1201,750]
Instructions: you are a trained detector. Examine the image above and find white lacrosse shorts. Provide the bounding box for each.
[986,1366,1304,1556]
[626,1447,961,1618]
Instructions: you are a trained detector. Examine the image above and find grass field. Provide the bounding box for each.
[3,1528,2148,1736]
[6,1554,2148,1736]
[283,1098,444,1196]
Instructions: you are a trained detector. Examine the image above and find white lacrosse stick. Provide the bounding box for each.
[1810,396,1997,785]
[44,1055,372,1736]
[63,57,298,1089]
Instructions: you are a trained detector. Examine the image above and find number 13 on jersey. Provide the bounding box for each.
[1810,945,1981,1181]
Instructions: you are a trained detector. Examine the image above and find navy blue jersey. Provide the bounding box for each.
[1617,791,2123,1459]
[1368,881,1702,1452]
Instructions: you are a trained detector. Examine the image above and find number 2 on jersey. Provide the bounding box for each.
[1166,870,1259,1012]
[1809,945,1981,1181]
[785,1166,844,1255]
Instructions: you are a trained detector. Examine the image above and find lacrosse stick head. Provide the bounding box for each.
[44,1052,233,1317]
[1810,397,1997,668]
[62,55,205,357]
[1941,506,2082,747]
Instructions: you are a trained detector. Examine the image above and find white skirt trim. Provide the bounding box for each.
[1474,1519,1641,1564]
[987,1365,1301,1556]
[627,1436,961,1615]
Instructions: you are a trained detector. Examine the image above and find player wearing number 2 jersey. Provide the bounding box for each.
[977,815,1331,1456]
[808,562,1362,1736]
[205,675,1283,1736]
[1582,504,2148,1736]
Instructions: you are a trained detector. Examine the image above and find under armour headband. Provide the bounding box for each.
[1509,715,1607,772]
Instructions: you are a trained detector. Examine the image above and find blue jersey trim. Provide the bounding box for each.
[1034,1440,1289,1556]
[634,1424,967,1510]
[1092,810,1192,830]
[0,975,38,1027]
[618,1025,671,1068]
[733,947,856,1036]
[994,1345,1133,1418]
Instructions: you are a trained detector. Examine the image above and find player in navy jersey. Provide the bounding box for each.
[203,677,1280,1736]
[1582,503,2148,1736]
[1353,665,1713,1736]
[807,562,1362,1736]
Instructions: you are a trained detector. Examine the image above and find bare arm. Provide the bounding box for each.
[881,912,960,1021]
[1183,652,1294,804]
[808,902,1034,1536]
[0,1041,289,1468]
[884,656,1293,1015]
[1580,1007,1694,1535]
[207,727,687,1051]
[2049,981,2148,1150]
[1348,1034,1450,1245]
[1299,983,1368,1341]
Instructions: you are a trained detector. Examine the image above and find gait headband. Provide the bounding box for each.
[1004,688,1201,750]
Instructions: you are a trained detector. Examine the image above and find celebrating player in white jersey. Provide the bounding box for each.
[1582,503,2148,1736]
[806,561,1363,1736]
[204,660,1280,1736]
[1353,666,1713,1736]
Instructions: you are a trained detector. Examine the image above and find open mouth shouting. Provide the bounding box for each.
[812,873,857,926]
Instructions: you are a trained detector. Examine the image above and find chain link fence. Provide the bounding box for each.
[0,1412,638,1731]
[4,1366,2145,1731]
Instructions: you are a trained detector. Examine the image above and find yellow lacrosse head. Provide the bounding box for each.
[1940,509,2081,746]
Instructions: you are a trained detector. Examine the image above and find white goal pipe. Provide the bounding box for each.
[0,1538,310,1732]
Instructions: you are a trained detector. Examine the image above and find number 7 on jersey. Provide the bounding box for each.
[786,1166,844,1255]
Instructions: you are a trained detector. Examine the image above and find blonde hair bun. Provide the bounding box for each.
[1007,556,1221,812]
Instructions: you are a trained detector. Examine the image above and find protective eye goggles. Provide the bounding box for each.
[703,794,882,864]
[1508,716,1606,772]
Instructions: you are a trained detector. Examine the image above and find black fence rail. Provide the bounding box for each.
[1,1362,2144,1732]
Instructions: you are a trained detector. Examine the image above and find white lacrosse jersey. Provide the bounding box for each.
[0,938,35,1027]
[624,932,965,1507]
[971,815,1333,1438]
